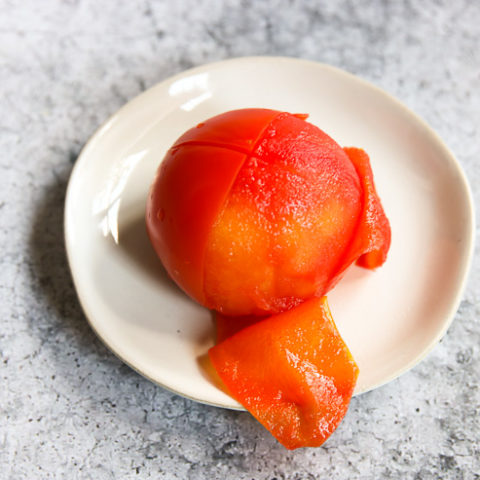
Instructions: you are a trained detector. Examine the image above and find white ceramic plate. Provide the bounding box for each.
[65,57,474,410]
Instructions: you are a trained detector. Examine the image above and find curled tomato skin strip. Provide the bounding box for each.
[326,147,391,292]
[343,147,391,270]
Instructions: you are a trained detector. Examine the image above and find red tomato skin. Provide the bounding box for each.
[146,145,248,303]
[172,108,282,153]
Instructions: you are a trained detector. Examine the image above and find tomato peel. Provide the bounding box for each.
[209,297,359,449]
[325,147,391,292]
[344,147,391,269]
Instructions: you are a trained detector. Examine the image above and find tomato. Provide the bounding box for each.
[146,109,390,313]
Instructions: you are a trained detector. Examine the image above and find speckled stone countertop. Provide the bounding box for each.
[1,1,479,478]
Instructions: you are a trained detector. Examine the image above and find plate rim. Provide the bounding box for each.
[64,56,476,410]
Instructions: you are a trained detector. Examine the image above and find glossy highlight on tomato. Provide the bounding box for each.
[146,109,391,315]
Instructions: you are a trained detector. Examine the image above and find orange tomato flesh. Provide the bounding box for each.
[204,112,363,315]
